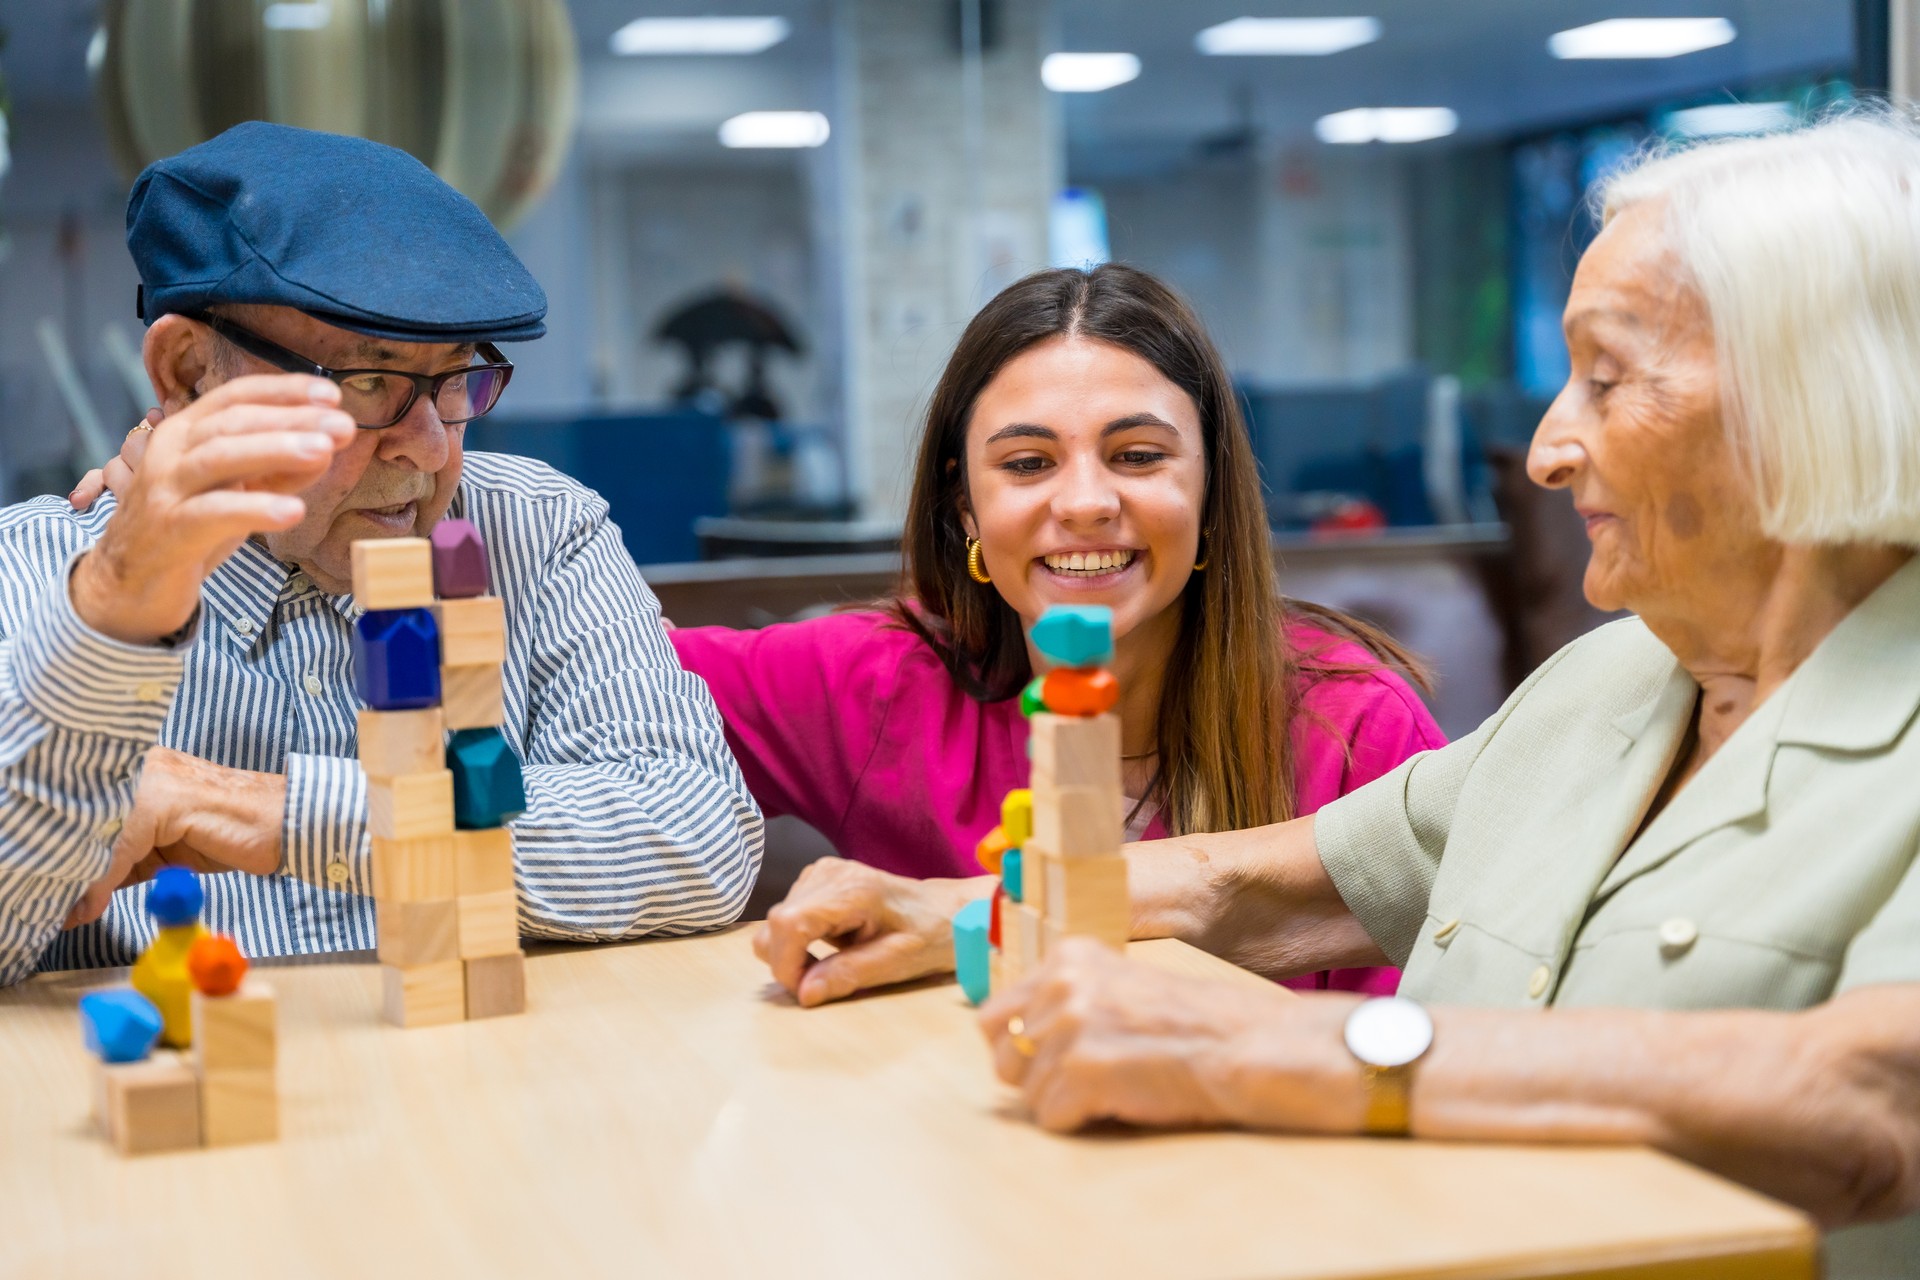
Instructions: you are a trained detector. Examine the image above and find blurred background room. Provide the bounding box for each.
[0,0,1881,897]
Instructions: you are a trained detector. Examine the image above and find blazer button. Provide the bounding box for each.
[1527,965,1551,999]
[1433,918,1460,945]
[1658,917,1699,956]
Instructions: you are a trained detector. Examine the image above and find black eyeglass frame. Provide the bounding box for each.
[184,311,515,429]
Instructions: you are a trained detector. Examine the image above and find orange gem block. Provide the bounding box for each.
[1041,667,1119,716]
[975,825,1011,875]
[187,935,249,997]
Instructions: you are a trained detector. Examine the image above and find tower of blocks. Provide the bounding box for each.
[351,520,528,1028]
[81,867,279,1154]
[955,605,1128,1005]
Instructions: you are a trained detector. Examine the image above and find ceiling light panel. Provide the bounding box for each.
[1548,18,1736,60]
[612,17,791,56]
[1042,52,1142,93]
[1196,17,1381,56]
[1315,107,1458,144]
[719,111,831,148]
[1668,101,1795,137]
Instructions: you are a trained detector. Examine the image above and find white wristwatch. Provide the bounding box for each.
[1343,996,1434,1137]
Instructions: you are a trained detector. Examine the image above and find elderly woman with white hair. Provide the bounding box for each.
[757,109,1920,1270]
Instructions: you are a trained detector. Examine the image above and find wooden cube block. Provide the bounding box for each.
[367,770,454,840]
[1024,847,1049,917]
[357,707,445,778]
[370,835,457,903]
[1028,713,1121,791]
[1030,783,1124,858]
[98,1051,200,1155]
[441,664,505,730]
[200,1068,278,1147]
[189,978,276,1073]
[432,596,506,667]
[1043,855,1130,947]
[458,889,520,959]
[454,828,516,896]
[352,537,435,609]
[464,951,526,1019]
[381,961,465,1028]
[375,899,459,966]
[1004,902,1044,980]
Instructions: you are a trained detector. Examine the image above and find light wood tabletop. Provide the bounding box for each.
[0,928,1815,1280]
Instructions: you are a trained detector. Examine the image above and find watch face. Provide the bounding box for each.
[1344,997,1435,1068]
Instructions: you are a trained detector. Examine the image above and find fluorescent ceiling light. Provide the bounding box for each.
[1669,100,1794,137]
[1549,18,1735,59]
[1042,52,1141,93]
[612,16,790,56]
[1196,17,1381,56]
[1315,107,1458,144]
[262,3,331,31]
[719,111,830,148]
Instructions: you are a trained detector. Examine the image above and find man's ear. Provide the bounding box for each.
[142,315,214,413]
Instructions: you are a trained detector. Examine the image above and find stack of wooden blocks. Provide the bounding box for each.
[84,868,278,1154]
[351,520,528,1028]
[956,605,1129,1005]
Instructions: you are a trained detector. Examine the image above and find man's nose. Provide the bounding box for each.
[376,393,453,474]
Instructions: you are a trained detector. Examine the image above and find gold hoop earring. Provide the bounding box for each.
[966,537,993,584]
[1192,531,1211,572]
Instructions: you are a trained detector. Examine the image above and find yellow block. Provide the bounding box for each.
[129,923,207,1048]
[1000,788,1033,847]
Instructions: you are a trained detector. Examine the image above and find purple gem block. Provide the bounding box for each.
[431,518,490,598]
[353,608,442,710]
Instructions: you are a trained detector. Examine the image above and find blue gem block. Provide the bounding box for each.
[80,989,164,1063]
[353,608,442,710]
[953,898,992,1006]
[447,728,528,829]
[147,866,203,927]
[1030,605,1114,668]
[1003,848,1024,903]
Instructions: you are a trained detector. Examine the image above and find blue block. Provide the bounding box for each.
[1003,849,1023,903]
[354,608,442,710]
[447,728,528,829]
[80,989,163,1063]
[147,866,203,926]
[1030,605,1114,668]
[954,898,992,1006]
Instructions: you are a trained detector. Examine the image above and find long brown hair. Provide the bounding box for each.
[890,263,1424,836]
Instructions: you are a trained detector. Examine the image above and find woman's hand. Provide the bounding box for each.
[978,938,1367,1133]
[69,407,162,511]
[755,857,992,1007]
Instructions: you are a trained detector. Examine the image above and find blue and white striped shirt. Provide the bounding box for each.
[0,451,763,985]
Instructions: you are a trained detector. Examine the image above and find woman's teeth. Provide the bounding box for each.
[1043,550,1135,574]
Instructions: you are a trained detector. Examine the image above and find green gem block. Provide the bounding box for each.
[1019,676,1048,717]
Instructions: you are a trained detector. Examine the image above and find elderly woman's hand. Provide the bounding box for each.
[755,857,991,1007]
[978,938,1367,1134]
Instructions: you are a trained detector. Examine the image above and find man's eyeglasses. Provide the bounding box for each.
[186,312,514,429]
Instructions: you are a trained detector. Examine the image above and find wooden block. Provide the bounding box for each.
[1028,713,1121,791]
[375,899,459,966]
[1030,783,1124,858]
[432,596,506,667]
[441,663,505,730]
[381,961,465,1028]
[367,770,454,840]
[1007,902,1044,978]
[199,1068,278,1147]
[1043,855,1130,947]
[1024,847,1050,917]
[351,537,435,609]
[357,707,445,778]
[454,828,516,896]
[464,952,527,1019]
[99,1051,201,1155]
[189,978,276,1073]
[458,889,520,959]
[370,835,457,903]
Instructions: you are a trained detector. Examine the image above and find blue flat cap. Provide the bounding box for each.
[127,121,547,343]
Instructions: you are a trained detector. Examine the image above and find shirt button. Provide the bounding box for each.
[1527,965,1551,999]
[134,682,165,703]
[1658,917,1699,955]
[325,861,351,885]
[289,573,311,593]
[97,818,123,840]
[1433,918,1460,945]
[303,673,324,697]
[231,617,256,637]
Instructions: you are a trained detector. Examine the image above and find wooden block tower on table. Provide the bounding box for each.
[351,521,528,1028]
[955,605,1127,1005]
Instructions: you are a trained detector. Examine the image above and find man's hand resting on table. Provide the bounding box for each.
[65,746,288,927]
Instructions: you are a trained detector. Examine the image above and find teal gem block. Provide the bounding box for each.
[954,898,992,1006]
[1029,605,1114,668]
[80,989,163,1063]
[1003,848,1023,902]
[446,728,528,829]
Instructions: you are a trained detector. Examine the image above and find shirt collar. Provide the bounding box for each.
[1775,553,1920,753]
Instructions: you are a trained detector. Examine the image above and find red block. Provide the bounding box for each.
[1042,667,1119,716]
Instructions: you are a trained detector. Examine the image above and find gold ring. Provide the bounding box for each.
[1007,1015,1036,1058]
[130,423,155,434]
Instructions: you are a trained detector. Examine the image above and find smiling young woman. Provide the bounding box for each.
[673,263,1444,996]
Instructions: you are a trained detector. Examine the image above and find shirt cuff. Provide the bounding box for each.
[1312,761,1436,969]
[13,555,199,742]
[282,752,369,895]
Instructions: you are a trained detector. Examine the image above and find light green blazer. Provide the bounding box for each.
[1316,554,1920,1276]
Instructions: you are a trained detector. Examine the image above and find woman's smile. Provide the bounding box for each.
[1036,546,1143,591]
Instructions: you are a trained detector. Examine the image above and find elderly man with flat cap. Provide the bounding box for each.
[0,122,762,984]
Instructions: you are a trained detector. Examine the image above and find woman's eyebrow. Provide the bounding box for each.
[984,423,1056,444]
[1104,412,1175,434]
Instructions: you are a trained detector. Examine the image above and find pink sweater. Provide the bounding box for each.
[671,611,1446,994]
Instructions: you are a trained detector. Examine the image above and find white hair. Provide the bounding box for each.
[1599,105,1920,547]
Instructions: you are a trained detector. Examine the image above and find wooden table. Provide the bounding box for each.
[0,930,1814,1279]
